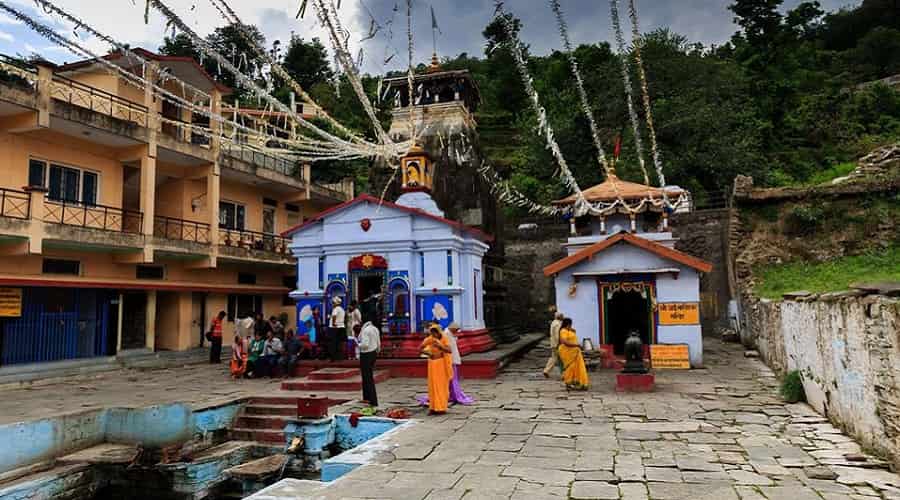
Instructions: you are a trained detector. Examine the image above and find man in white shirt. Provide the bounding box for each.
[261,330,283,377]
[544,311,564,378]
[355,321,381,407]
[329,297,346,361]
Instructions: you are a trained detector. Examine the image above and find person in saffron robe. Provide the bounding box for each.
[230,335,247,379]
[420,325,453,415]
[558,318,589,391]
[416,322,475,406]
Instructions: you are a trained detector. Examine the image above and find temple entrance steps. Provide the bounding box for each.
[229,395,350,445]
[280,367,391,392]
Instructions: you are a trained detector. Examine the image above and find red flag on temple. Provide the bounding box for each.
[613,134,622,162]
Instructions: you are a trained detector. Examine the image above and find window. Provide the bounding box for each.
[285,203,301,226]
[283,275,297,306]
[263,206,276,234]
[238,273,257,285]
[419,252,425,287]
[136,265,164,280]
[28,159,45,188]
[42,258,80,275]
[47,164,98,205]
[227,294,262,322]
[219,201,245,230]
[318,257,324,289]
[447,251,453,286]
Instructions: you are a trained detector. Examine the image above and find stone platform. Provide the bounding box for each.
[281,368,392,392]
[292,333,542,379]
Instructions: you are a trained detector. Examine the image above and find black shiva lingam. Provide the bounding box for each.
[622,330,648,374]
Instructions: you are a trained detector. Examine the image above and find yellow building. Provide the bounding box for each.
[0,49,352,366]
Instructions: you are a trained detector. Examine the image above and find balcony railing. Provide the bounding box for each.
[154,216,211,244]
[222,142,297,177]
[219,227,290,256]
[44,200,142,234]
[0,188,30,220]
[159,115,211,147]
[49,75,148,127]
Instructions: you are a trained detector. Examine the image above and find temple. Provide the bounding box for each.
[542,176,712,366]
[282,146,496,358]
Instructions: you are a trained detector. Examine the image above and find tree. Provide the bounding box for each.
[159,32,200,60]
[204,23,267,103]
[281,36,334,90]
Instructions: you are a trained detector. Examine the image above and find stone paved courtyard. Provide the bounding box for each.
[4,338,900,499]
[252,338,900,500]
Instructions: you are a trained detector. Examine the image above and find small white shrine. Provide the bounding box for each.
[283,147,496,357]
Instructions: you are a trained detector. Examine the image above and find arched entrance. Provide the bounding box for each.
[386,277,411,334]
[599,281,656,355]
[349,254,388,325]
[325,281,346,320]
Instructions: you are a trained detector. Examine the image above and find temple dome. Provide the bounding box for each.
[552,174,682,206]
[395,191,445,217]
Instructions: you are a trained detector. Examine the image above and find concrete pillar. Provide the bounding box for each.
[140,154,156,236]
[599,218,607,235]
[206,164,220,248]
[145,290,157,351]
[23,187,46,254]
[144,62,159,159]
[34,62,53,128]
[116,292,124,353]
[629,214,637,233]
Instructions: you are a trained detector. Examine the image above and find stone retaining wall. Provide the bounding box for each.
[742,293,900,469]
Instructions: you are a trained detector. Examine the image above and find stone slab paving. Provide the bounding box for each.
[250,338,900,499]
[5,337,900,499]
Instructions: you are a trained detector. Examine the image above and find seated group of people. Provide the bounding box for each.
[229,313,306,379]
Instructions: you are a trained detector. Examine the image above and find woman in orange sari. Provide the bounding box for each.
[420,325,453,415]
[230,335,248,379]
[558,318,589,390]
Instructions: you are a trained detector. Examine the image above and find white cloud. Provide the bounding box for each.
[0,31,13,43]
[0,13,23,26]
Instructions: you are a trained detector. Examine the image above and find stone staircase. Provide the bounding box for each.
[280,367,391,392]
[229,396,303,444]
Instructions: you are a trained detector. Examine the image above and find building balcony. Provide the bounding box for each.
[0,187,30,220]
[218,227,293,266]
[49,74,149,128]
[43,200,143,234]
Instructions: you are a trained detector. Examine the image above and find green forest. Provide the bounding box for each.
[160,0,900,211]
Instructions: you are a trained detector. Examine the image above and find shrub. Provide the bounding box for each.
[780,370,806,403]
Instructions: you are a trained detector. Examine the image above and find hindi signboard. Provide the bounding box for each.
[650,344,690,369]
[658,302,700,325]
[0,287,22,317]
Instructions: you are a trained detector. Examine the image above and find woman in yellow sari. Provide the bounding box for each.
[558,318,589,390]
[420,325,454,414]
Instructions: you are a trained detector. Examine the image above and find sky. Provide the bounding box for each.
[0,0,859,76]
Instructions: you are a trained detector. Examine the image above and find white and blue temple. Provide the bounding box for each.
[542,175,712,367]
[282,146,496,357]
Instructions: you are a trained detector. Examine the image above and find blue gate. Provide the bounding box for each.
[1,288,111,366]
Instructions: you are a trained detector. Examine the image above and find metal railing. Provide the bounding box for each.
[44,200,142,234]
[222,142,298,177]
[154,216,211,244]
[219,227,290,255]
[49,74,148,127]
[0,188,30,220]
[158,115,211,146]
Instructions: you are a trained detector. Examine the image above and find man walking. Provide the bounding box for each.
[543,311,564,378]
[355,321,381,407]
[329,297,346,361]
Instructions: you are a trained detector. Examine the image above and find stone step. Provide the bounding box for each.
[235,415,290,430]
[243,404,297,416]
[306,367,361,380]
[225,454,289,482]
[280,369,391,392]
[228,428,285,444]
[248,396,305,406]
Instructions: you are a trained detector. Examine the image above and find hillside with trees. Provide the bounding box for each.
[158,0,900,213]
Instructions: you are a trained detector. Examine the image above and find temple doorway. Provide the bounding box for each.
[602,282,654,355]
[356,274,385,323]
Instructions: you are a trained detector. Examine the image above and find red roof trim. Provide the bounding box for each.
[57,48,232,94]
[280,194,493,243]
[0,277,287,294]
[542,232,713,276]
